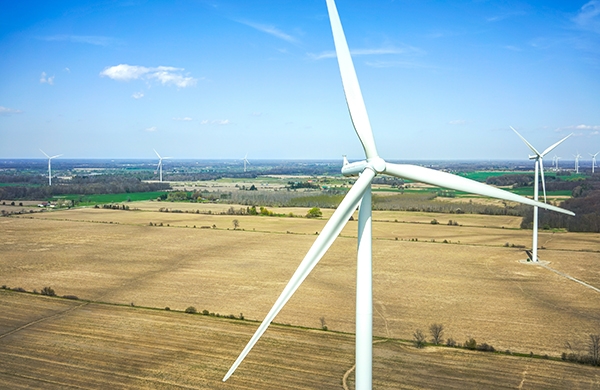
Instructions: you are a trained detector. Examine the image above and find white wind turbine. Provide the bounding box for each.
[590,152,599,174]
[223,1,575,387]
[574,153,582,174]
[556,156,562,171]
[153,149,171,182]
[242,153,250,173]
[40,149,62,186]
[510,127,571,262]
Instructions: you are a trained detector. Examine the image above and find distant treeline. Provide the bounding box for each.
[486,173,583,192]
[373,193,529,216]
[521,174,600,232]
[0,174,170,200]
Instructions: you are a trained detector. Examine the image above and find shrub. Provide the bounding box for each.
[62,295,78,300]
[464,338,477,350]
[477,343,495,352]
[306,207,323,218]
[413,329,426,348]
[165,307,170,311]
[40,286,56,296]
[446,338,456,347]
[202,309,209,315]
[431,219,439,224]
[429,323,444,345]
[185,306,197,314]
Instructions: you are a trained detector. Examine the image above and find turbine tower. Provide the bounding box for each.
[223,1,575,387]
[556,156,562,171]
[243,153,250,173]
[510,127,571,262]
[40,149,62,186]
[153,149,171,182]
[574,153,582,174]
[590,152,599,174]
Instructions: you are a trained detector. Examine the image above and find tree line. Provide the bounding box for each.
[521,174,600,232]
[0,174,170,200]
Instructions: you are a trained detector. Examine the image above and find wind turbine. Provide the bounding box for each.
[556,156,562,171]
[590,152,599,174]
[40,149,62,186]
[223,1,575,387]
[573,153,582,174]
[510,127,571,262]
[153,149,171,182]
[243,153,250,173]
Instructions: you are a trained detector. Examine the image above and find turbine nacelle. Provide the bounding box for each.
[341,157,386,177]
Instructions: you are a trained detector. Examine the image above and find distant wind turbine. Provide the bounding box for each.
[243,153,250,173]
[40,149,62,186]
[574,153,582,174]
[223,1,575,387]
[510,127,571,262]
[153,149,171,182]
[590,152,599,174]
[556,156,562,171]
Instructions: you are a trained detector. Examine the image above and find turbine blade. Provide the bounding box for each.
[153,149,161,159]
[49,154,62,159]
[326,0,378,159]
[40,149,50,158]
[540,133,572,157]
[384,162,574,216]
[223,168,376,382]
[510,126,541,157]
[539,159,547,203]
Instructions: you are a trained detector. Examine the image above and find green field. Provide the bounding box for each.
[52,191,168,205]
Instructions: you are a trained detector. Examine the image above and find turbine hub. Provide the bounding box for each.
[368,157,386,173]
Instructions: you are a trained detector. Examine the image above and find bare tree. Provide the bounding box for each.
[232,219,239,230]
[413,329,426,348]
[429,323,444,345]
[589,334,600,366]
[319,317,327,331]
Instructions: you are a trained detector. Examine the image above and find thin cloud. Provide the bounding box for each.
[556,124,600,136]
[310,45,424,60]
[132,92,144,99]
[40,72,54,85]
[145,126,157,132]
[201,119,230,125]
[41,34,121,46]
[573,1,600,34]
[173,117,192,121]
[237,19,298,43]
[100,64,197,88]
[0,106,23,116]
[503,45,522,52]
[365,60,434,69]
[486,11,526,23]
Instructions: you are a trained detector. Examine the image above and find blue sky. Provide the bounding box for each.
[1,0,599,161]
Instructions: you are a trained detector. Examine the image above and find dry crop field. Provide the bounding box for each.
[2,291,600,389]
[1,204,600,388]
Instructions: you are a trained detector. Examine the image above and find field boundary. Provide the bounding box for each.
[538,263,600,294]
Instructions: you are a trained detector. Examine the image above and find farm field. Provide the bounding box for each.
[2,204,600,364]
[1,290,600,389]
[19,204,597,251]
